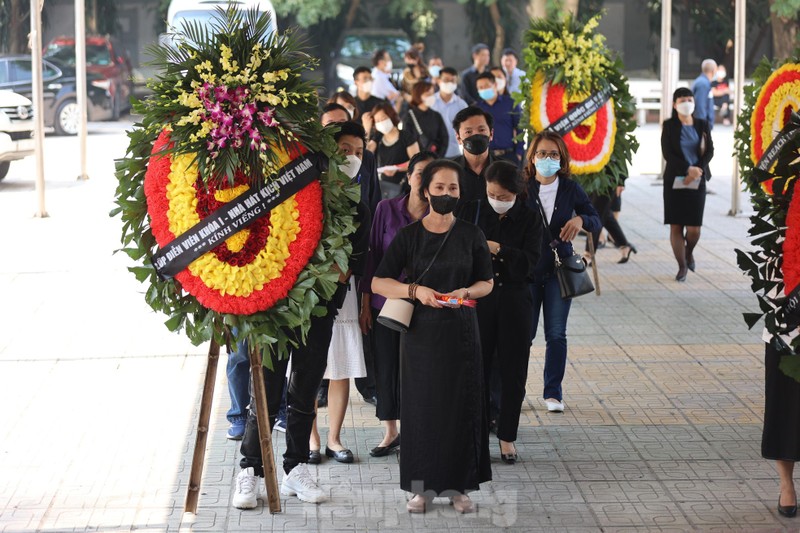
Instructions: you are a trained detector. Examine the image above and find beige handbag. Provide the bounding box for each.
[376,298,415,332]
[376,221,456,333]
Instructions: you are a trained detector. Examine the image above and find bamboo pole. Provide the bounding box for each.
[184,338,220,514]
[248,346,281,514]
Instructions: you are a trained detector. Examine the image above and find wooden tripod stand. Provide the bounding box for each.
[184,339,282,514]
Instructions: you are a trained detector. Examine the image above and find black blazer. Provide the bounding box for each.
[661,117,714,183]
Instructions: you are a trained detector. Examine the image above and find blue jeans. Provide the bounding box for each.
[226,340,251,424]
[530,274,572,401]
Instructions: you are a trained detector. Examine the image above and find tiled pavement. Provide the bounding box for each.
[0,122,796,532]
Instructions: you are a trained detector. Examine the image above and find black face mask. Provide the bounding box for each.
[405,62,417,69]
[462,134,490,155]
[428,193,459,215]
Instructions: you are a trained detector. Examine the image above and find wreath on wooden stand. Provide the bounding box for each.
[735,53,800,381]
[518,14,639,195]
[111,7,359,513]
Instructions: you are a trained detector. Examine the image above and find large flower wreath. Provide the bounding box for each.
[518,14,638,194]
[112,7,359,364]
[735,53,800,380]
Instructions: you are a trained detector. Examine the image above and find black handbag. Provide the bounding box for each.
[535,196,594,299]
[407,109,431,152]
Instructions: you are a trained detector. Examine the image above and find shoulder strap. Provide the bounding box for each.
[413,219,456,284]
[474,200,481,225]
[534,195,555,244]
[408,109,424,137]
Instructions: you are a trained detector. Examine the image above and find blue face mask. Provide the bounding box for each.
[429,65,441,78]
[535,158,561,178]
[478,88,496,101]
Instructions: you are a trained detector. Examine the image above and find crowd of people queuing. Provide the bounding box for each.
[222,44,734,515]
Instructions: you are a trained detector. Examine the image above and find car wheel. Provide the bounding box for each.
[54,99,79,136]
[0,161,9,182]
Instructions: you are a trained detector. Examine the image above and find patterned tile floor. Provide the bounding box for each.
[0,123,794,531]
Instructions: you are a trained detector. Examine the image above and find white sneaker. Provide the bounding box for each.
[545,398,565,413]
[232,467,259,509]
[280,463,327,503]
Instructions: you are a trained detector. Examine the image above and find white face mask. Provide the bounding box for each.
[495,78,506,92]
[422,95,436,108]
[360,80,373,94]
[340,154,362,180]
[676,101,695,117]
[345,106,355,119]
[375,118,394,134]
[488,196,515,214]
[439,81,457,94]
[385,60,393,72]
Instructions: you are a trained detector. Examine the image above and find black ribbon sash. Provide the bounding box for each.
[152,152,323,279]
[753,112,800,194]
[546,85,613,136]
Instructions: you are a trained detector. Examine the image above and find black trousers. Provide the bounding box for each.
[476,284,534,442]
[588,193,629,250]
[240,298,338,476]
[370,307,401,421]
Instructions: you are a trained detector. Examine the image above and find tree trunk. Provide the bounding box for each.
[87,0,97,34]
[526,0,546,20]
[489,1,504,65]
[562,0,579,17]
[768,0,798,61]
[344,0,360,29]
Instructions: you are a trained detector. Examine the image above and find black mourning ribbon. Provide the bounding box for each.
[545,85,613,137]
[754,111,800,194]
[152,152,324,280]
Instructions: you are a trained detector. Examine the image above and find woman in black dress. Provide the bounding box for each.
[460,160,542,464]
[372,159,494,514]
[763,334,800,518]
[661,87,714,282]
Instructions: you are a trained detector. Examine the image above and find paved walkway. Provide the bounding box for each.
[0,122,792,532]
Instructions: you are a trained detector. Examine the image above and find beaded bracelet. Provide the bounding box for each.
[408,283,417,300]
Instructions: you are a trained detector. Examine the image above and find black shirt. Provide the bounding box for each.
[451,153,497,214]
[402,107,449,158]
[459,198,543,285]
[355,95,385,117]
[373,128,417,184]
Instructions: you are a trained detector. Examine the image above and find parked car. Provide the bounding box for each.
[330,29,411,93]
[44,35,134,119]
[0,90,34,182]
[0,55,113,136]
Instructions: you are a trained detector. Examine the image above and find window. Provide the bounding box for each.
[9,60,33,83]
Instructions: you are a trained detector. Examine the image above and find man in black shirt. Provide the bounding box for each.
[450,106,497,211]
[353,66,384,120]
[459,43,491,105]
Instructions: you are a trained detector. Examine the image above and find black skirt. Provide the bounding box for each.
[663,176,706,226]
[762,341,800,461]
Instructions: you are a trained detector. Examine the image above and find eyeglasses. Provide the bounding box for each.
[534,150,561,161]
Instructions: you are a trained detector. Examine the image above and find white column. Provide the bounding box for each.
[730,0,746,216]
[659,0,672,125]
[30,0,47,217]
[76,0,89,180]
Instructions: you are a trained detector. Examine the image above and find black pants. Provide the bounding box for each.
[370,307,401,421]
[354,285,377,401]
[588,193,629,250]
[477,284,533,442]
[240,298,339,476]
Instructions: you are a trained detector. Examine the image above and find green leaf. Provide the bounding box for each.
[165,315,183,332]
[779,354,800,383]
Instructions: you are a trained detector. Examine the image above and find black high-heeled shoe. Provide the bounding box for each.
[499,440,517,464]
[779,494,798,517]
[676,267,688,282]
[618,245,637,264]
[687,256,696,272]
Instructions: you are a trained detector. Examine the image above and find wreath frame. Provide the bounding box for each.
[517,14,639,196]
[735,53,800,380]
[111,7,360,366]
